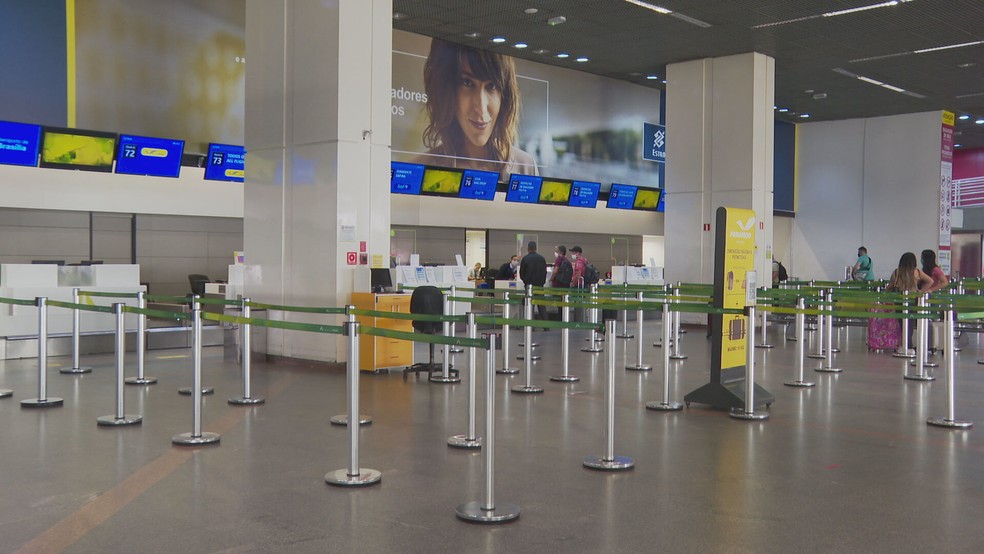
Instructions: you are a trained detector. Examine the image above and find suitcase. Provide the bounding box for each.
[867,314,900,351]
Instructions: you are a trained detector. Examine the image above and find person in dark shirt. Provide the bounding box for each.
[519,241,548,321]
[497,255,519,281]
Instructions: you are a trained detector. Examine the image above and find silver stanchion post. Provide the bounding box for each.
[430,292,461,384]
[125,290,156,385]
[784,297,815,388]
[807,292,826,359]
[893,294,915,358]
[516,286,540,360]
[60,287,92,374]
[653,284,672,348]
[927,309,973,429]
[449,285,464,354]
[456,333,519,522]
[230,297,267,404]
[513,293,543,394]
[626,291,652,371]
[815,290,842,373]
[582,284,603,352]
[646,299,683,411]
[98,303,142,426]
[551,294,579,382]
[788,284,802,341]
[617,283,633,339]
[327,317,382,486]
[905,294,935,381]
[178,295,215,396]
[953,282,964,352]
[172,299,220,445]
[449,312,482,448]
[496,292,518,374]
[756,290,774,348]
[584,320,635,470]
[731,305,769,420]
[21,297,63,408]
[669,288,687,360]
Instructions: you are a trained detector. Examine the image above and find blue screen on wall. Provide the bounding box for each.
[204,143,245,182]
[568,180,600,208]
[115,134,184,178]
[0,120,41,167]
[505,174,542,203]
[606,183,637,210]
[459,169,498,200]
[391,161,425,194]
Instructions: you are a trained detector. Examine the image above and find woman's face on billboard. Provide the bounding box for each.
[456,58,501,156]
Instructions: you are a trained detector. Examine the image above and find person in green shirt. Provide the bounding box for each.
[853,246,873,280]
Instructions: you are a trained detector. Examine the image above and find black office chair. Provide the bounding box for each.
[404,286,458,380]
[188,274,210,296]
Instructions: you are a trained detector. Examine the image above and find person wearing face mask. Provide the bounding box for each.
[570,246,589,288]
[497,255,520,281]
[410,38,538,181]
[550,245,573,288]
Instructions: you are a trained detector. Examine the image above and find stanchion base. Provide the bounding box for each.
[325,468,382,487]
[806,354,825,360]
[652,341,673,348]
[496,367,520,375]
[329,414,372,426]
[450,347,464,354]
[516,355,542,361]
[97,414,143,426]
[0,389,12,398]
[669,354,688,360]
[756,343,775,349]
[59,366,92,374]
[783,380,816,388]
[456,501,520,523]
[912,361,939,368]
[511,385,544,394]
[229,396,266,405]
[581,347,603,353]
[517,343,539,348]
[903,373,936,382]
[814,366,843,373]
[549,375,580,382]
[171,431,220,446]
[646,401,683,411]
[585,336,605,342]
[429,374,461,384]
[625,364,653,371]
[583,455,635,471]
[20,397,63,408]
[892,351,916,359]
[729,408,770,420]
[616,333,635,339]
[927,417,973,429]
[178,387,214,396]
[124,376,158,385]
[447,435,482,449]
[787,336,798,342]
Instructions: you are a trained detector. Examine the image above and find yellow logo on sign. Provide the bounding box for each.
[943,111,955,126]
[225,169,245,178]
[139,147,168,158]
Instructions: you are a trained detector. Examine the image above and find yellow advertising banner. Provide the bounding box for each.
[719,208,756,370]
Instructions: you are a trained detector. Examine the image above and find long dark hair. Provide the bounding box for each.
[422,39,520,168]
[891,252,918,292]
[921,249,938,274]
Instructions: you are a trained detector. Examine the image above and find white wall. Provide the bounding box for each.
[793,111,941,280]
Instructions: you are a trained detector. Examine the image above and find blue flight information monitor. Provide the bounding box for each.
[0,120,41,167]
[606,183,637,210]
[505,174,542,203]
[204,143,245,182]
[568,180,601,208]
[459,168,498,200]
[115,134,185,178]
[391,161,425,194]
[657,190,665,212]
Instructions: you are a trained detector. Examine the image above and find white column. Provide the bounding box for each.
[244,0,392,361]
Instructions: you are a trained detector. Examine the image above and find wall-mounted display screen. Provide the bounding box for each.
[420,166,464,197]
[606,183,637,210]
[633,187,663,212]
[115,134,184,178]
[569,180,600,208]
[0,120,42,167]
[538,178,573,205]
[391,161,425,194]
[459,168,498,200]
[204,143,245,182]
[657,189,666,212]
[505,174,542,203]
[39,127,117,172]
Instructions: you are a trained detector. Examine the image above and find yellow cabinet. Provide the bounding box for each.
[351,293,413,372]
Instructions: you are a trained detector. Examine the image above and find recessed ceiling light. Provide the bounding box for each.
[804,89,814,94]
[800,114,811,118]
[575,56,589,62]
[556,53,570,58]
[976,119,984,125]
[465,31,481,39]
[647,75,659,80]
[958,114,971,120]
[661,79,667,84]
[624,0,672,15]
[955,144,962,148]
[491,36,506,43]
[533,49,550,55]
[957,62,976,68]
[524,8,538,14]
[514,42,528,49]
[778,108,789,113]
[756,0,912,29]
[393,12,409,21]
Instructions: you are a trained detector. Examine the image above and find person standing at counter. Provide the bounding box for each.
[550,245,573,288]
[570,246,590,288]
[520,241,548,321]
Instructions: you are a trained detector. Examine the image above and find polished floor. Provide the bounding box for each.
[2,319,984,553]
